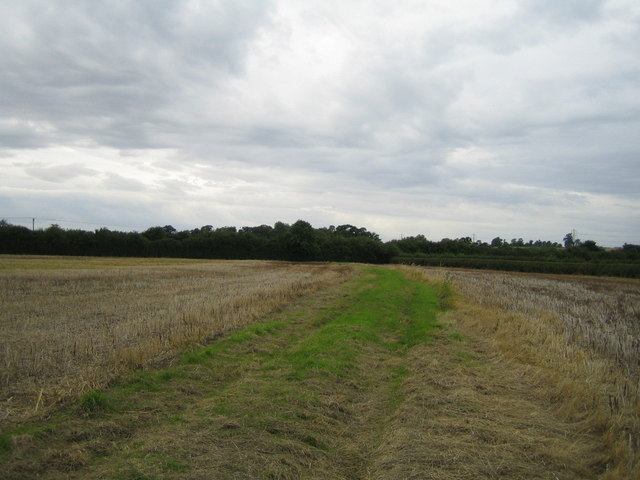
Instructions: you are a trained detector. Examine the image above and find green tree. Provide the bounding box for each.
[581,240,600,252]
[143,225,176,241]
[563,232,576,248]
[284,220,320,261]
[491,237,505,247]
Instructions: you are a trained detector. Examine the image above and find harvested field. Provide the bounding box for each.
[413,267,640,479]
[0,257,353,424]
[1,257,635,478]
[0,266,604,480]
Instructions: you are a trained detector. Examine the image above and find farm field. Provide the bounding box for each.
[417,267,640,479]
[0,255,215,271]
[0,256,353,423]
[1,257,639,479]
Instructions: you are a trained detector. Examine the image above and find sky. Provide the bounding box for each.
[1,0,639,246]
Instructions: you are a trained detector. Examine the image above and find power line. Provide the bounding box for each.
[2,216,200,233]
[1,216,147,231]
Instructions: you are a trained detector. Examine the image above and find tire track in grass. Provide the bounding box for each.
[0,267,442,479]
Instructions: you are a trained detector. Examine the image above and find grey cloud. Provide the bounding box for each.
[520,0,604,24]
[101,173,147,192]
[0,131,49,150]
[157,178,200,197]
[25,162,99,182]
[444,180,570,208]
[0,116,58,149]
[466,0,607,56]
[494,118,640,196]
[0,0,274,149]
[1,1,638,245]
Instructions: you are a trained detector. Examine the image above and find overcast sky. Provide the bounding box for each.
[1,0,639,245]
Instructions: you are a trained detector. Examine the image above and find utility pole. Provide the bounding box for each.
[32,218,35,231]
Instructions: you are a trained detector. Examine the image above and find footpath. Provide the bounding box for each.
[1,267,600,479]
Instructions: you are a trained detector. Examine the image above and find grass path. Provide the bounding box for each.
[1,267,602,479]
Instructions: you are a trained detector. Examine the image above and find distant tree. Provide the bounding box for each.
[143,225,176,241]
[151,237,181,257]
[242,224,274,238]
[38,224,66,254]
[490,237,505,247]
[622,244,640,258]
[390,234,433,255]
[581,240,601,252]
[335,224,380,241]
[0,221,34,253]
[563,232,576,248]
[191,225,213,235]
[144,226,161,241]
[284,220,320,261]
[273,222,289,236]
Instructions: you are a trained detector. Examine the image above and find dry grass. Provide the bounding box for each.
[411,266,640,479]
[369,340,602,479]
[0,257,353,425]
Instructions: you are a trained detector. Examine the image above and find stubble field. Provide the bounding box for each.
[416,267,640,479]
[0,256,353,423]
[0,256,639,479]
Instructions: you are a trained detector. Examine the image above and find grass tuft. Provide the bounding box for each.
[79,391,112,414]
[436,277,456,310]
[450,332,464,342]
[0,433,11,454]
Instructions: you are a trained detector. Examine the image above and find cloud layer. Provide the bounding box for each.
[1,0,639,245]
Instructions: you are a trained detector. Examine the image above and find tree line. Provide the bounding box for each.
[0,220,393,263]
[1,219,639,276]
[390,234,640,277]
